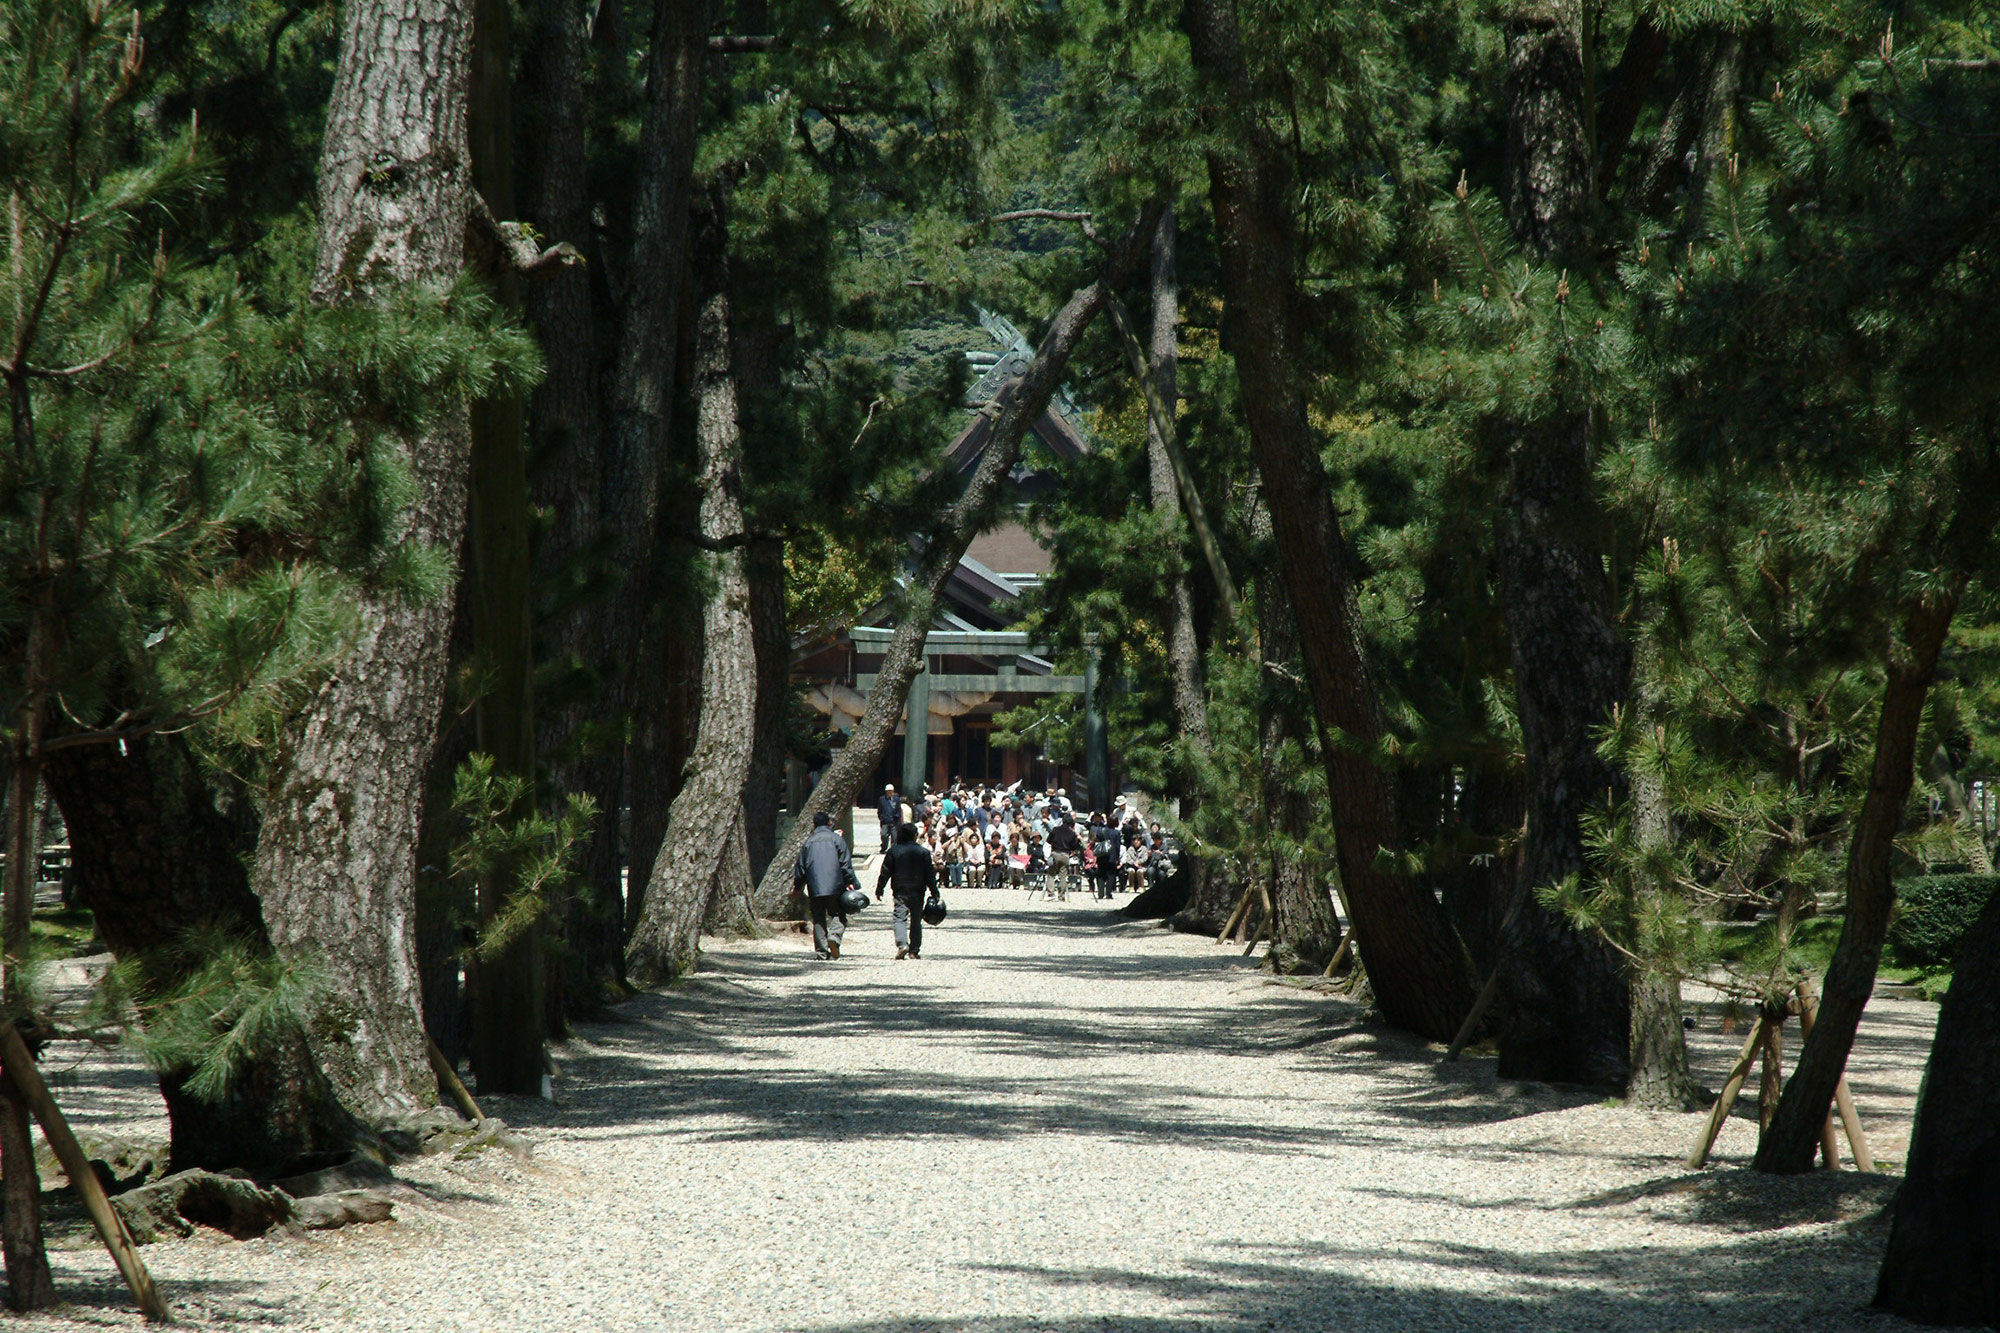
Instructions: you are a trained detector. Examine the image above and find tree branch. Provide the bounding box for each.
[708,34,778,52]
[466,192,584,278]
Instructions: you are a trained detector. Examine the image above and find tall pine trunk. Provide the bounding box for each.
[627,226,759,986]
[1255,552,1342,973]
[743,536,790,885]
[1490,0,1634,1089]
[254,0,475,1118]
[1625,635,1695,1108]
[1183,0,1473,1041]
[600,0,707,925]
[1143,210,1225,934]
[1873,877,2000,1326]
[751,202,1165,912]
[521,0,622,1021]
[466,0,545,1098]
[44,734,363,1176]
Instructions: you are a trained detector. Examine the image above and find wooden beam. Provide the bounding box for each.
[1,1025,168,1321]
[857,673,1087,695]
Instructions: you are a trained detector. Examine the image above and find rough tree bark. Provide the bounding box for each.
[750,201,1166,913]
[254,0,476,1118]
[601,0,708,930]
[1183,0,1474,1040]
[44,735,363,1177]
[1490,0,1634,1089]
[626,235,759,986]
[1874,877,2000,1326]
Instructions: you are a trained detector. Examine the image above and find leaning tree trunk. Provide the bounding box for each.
[1874,876,2000,1327]
[1754,594,1964,1170]
[1183,0,1473,1041]
[44,734,362,1177]
[253,0,478,1119]
[1143,209,1227,935]
[1488,0,1634,1090]
[750,200,1166,913]
[626,247,760,986]
[1756,442,1998,1172]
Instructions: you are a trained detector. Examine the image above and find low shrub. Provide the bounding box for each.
[1889,875,2000,970]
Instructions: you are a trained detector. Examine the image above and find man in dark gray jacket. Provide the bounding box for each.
[794,811,860,959]
[875,821,938,960]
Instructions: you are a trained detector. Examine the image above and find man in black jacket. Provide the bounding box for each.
[794,811,860,960]
[876,821,938,960]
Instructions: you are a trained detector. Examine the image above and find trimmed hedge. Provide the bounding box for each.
[1889,874,2000,970]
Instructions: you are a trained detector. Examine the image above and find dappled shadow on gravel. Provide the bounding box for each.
[813,1217,1907,1332]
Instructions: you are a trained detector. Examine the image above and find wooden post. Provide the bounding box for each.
[0,1025,168,1321]
[1320,926,1353,977]
[1793,981,1841,1168]
[426,1037,486,1123]
[1216,887,1253,944]
[1687,1016,1768,1169]
[1443,969,1504,1062]
[1795,978,1875,1173]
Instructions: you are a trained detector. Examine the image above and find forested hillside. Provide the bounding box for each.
[1,0,1997,1325]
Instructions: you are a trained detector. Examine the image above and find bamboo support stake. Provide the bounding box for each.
[1833,1079,1875,1173]
[427,1037,486,1123]
[1443,969,1503,1062]
[1240,910,1270,957]
[1687,1016,1768,1169]
[1216,888,1253,944]
[1792,982,1842,1169]
[1795,979,1875,1172]
[0,1025,168,1321]
[1320,926,1353,977]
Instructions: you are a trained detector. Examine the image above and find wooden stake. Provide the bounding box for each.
[1833,1077,1875,1173]
[1320,926,1353,977]
[1795,979,1875,1173]
[1239,909,1270,957]
[1792,981,1841,1168]
[427,1036,485,1123]
[1443,969,1503,1062]
[1216,887,1253,945]
[1688,1016,1767,1169]
[0,1025,168,1322]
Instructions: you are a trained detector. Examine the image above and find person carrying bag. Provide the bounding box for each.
[876,821,940,960]
[793,811,862,960]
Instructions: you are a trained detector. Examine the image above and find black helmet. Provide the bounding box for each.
[921,897,948,926]
[841,889,870,913]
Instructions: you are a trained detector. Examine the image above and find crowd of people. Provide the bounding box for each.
[874,779,1175,901]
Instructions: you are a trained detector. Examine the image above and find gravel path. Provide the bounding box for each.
[19,883,1939,1331]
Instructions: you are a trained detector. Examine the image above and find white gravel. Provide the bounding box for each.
[15,882,1941,1331]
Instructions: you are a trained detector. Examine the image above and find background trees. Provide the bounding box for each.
[1,0,1997,1315]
